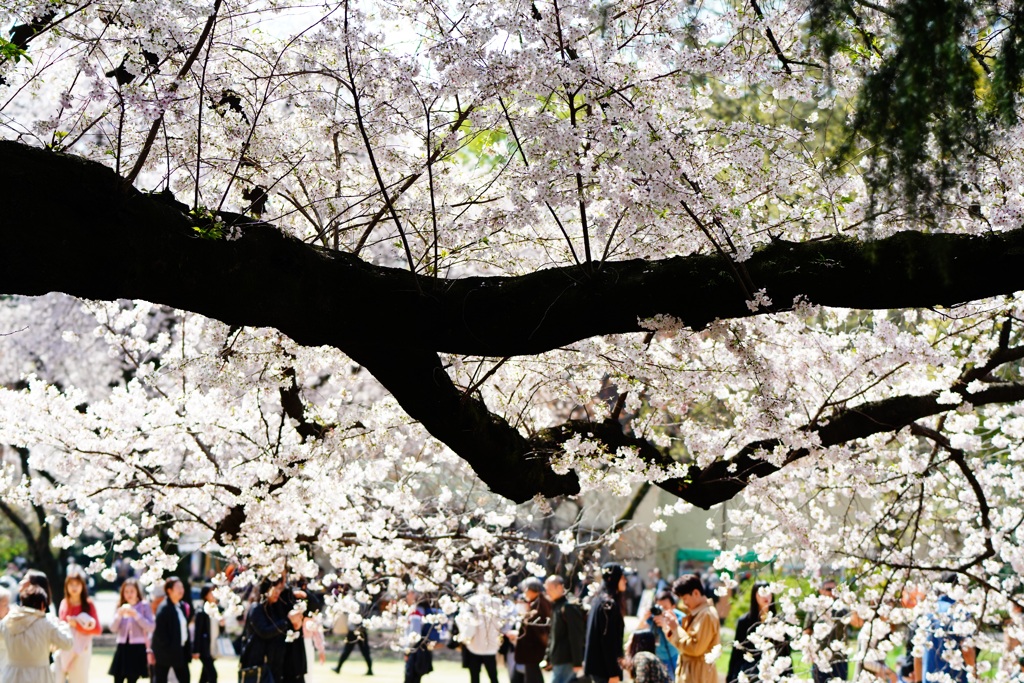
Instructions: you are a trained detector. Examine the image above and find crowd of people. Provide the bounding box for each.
[0,563,1008,683]
[429,568,997,683]
[0,570,237,683]
[423,564,722,683]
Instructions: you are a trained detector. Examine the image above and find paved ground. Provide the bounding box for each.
[84,594,745,683]
[86,648,468,683]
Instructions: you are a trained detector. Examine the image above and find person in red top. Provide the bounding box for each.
[58,568,102,683]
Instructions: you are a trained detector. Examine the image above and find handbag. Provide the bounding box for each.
[411,649,433,676]
[238,610,271,683]
[239,665,274,683]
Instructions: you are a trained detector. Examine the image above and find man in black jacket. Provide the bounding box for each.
[508,578,551,683]
[544,576,585,683]
[193,585,220,683]
[152,577,192,683]
[242,576,306,683]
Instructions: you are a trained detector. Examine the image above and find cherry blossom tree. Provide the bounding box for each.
[4,0,1024,670]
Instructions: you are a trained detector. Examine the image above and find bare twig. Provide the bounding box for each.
[124,0,223,185]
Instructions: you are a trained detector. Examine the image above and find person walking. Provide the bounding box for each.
[509,579,552,683]
[648,570,668,596]
[544,576,584,683]
[623,630,670,683]
[726,582,790,683]
[0,583,74,683]
[333,595,373,677]
[302,615,326,683]
[109,578,155,683]
[456,588,505,683]
[584,563,627,683]
[334,620,372,676]
[659,574,720,683]
[241,576,305,683]
[58,568,101,683]
[803,579,858,683]
[151,577,192,683]
[914,574,976,683]
[193,586,221,683]
[403,597,436,683]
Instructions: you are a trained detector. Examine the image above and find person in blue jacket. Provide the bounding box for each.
[640,591,683,675]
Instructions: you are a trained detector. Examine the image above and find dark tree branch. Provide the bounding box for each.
[279,366,333,442]
[749,0,821,72]
[908,422,995,572]
[6,140,1024,505]
[7,142,1024,358]
[348,344,581,500]
[0,496,37,551]
[665,380,1024,509]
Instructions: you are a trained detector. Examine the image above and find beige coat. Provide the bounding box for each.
[667,599,721,683]
[0,605,73,683]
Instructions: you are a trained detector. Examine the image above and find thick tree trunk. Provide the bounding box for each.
[4,140,1024,508]
[0,448,67,592]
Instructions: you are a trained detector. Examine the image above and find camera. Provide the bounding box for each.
[650,605,662,616]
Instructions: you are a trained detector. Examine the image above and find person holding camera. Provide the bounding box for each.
[658,575,720,683]
[639,592,683,675]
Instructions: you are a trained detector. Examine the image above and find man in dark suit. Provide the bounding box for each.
[152,576,192,683]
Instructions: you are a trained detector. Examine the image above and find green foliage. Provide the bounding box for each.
[0,37,32,64]
[845,0,982,209]
[189,206,226,240]
[459,125,509,168]
[0,516,27,566]
[810,0,1024,213]
[992,1,1024,125]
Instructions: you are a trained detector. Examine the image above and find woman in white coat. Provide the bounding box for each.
[0,583,74,683]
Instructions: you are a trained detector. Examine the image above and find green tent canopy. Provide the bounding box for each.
[676,548,763,565]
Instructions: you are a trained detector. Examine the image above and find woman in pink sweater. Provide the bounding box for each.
[110,579,155,683]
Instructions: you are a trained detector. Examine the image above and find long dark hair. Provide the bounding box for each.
[259,575,285,600]
[747,581,775,620]
[600,563,626,616]
[622,629,657,677]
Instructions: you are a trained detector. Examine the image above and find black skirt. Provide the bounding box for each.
[109,642,150,680]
